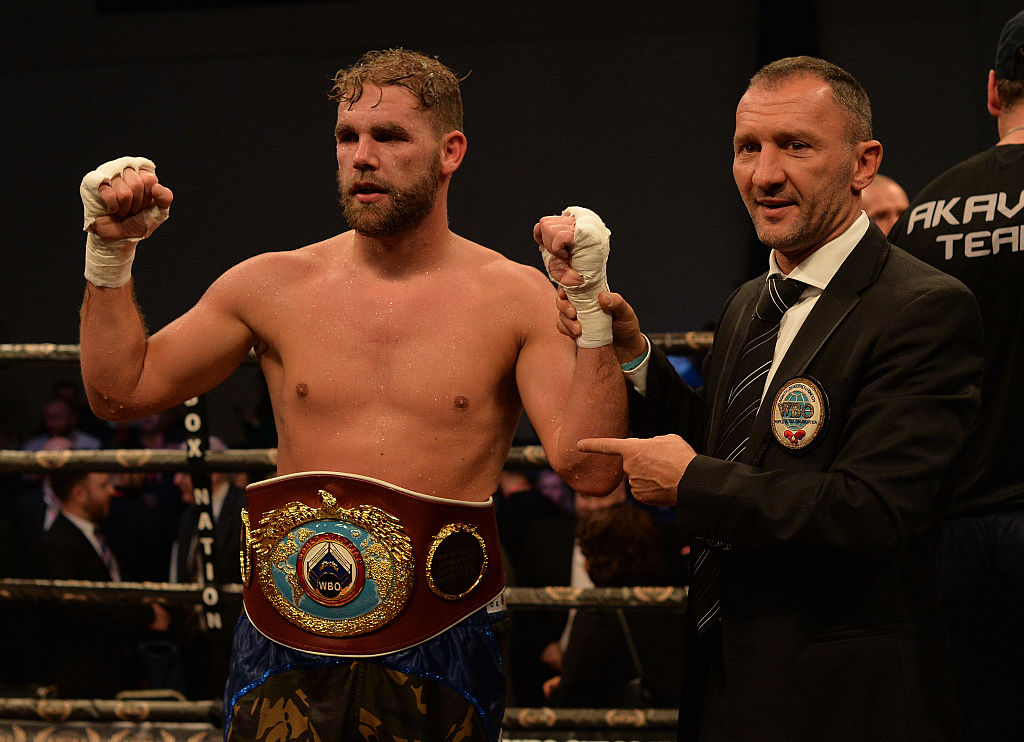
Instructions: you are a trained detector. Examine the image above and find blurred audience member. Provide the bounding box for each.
[103,469,177,583]
[0,438,76,691]
[543,503,684,707]
[107,408,186,528]
[508,483,627,706]
[50,379,106,444]
[496,468,562,577]
[535,468,575,512]
[35,469,170,697]
[22,396,101,452]
[861,173,909,235]
[6,436,74,573]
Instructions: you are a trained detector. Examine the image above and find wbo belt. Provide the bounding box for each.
[241,471,505,657]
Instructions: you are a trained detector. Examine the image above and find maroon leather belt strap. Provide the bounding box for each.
[241,471,505,657]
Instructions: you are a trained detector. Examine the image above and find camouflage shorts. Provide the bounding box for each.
[225,608,508,742]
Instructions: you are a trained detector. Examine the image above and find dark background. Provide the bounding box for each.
[1,0,1018,444]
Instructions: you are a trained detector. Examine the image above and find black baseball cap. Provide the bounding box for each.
[995,10,1024,80]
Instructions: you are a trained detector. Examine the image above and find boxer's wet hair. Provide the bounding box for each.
[330,48,465,136]
[749,55,873,148]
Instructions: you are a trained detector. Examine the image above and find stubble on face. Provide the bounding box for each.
[337,152,441,238]
[83,473,113,522]
[747,156,854,255]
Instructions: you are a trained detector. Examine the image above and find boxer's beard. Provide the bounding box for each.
[338,156,441,237]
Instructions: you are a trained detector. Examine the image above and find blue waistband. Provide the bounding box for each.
[224,602,507,741]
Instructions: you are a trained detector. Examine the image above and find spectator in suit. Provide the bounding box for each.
[35,469,170,697]
[0,437,72,690]
[170,438,246,583]
[102,471,177,583]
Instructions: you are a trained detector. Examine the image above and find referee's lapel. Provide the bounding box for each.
[744,225,891,464]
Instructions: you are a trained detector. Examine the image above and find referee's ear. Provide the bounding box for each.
[852,139,882,194]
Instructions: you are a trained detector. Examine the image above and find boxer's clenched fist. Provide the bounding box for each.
[80,156,173,287]
[534,206,612,348]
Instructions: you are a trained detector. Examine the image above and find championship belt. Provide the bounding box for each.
[241,471,505,657]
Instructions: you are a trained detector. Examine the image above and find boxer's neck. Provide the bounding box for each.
[353,206,456,277]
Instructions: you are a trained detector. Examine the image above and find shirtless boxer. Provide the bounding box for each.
[77,49,626,742]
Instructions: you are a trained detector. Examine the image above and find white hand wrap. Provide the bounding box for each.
[541,206,612,348]
[80,156,169,287]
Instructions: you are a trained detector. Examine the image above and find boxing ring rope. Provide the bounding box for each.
[0,334,713,364]
[0,698,679,740]
[0,579,685,611]
[0,445,546,473]
[0,338,701,741]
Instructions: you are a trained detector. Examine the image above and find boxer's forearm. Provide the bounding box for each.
[79,282,151,421]
[551,344,628,497]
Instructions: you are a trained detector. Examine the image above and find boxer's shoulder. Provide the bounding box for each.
[196,242,334,322]
[465,241,550,286]
[225,235,345,283]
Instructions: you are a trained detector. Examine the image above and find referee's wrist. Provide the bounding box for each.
[620,335,650,372]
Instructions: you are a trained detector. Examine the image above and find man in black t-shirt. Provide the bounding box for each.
[888,11,1024,741]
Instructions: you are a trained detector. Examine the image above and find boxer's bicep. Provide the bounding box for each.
[84,263,259,420]
[143,270,259,406]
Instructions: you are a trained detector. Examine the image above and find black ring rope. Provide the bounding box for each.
[0,579,685,610]
[0,697,678,731]
[0,445,551,472]
[0,334,711,364]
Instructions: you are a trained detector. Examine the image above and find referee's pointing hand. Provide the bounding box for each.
[577,434,697,507]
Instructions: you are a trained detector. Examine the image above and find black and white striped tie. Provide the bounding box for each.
[690,275,807,633]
